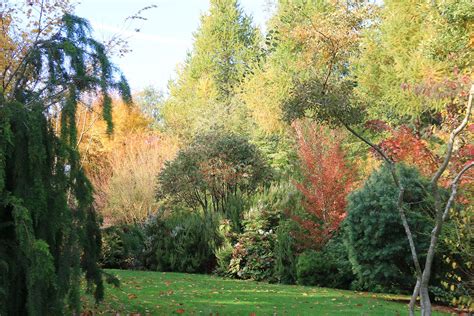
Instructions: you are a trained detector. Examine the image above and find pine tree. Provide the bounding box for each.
[0,11,131,315]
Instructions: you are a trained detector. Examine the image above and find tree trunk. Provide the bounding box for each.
[409,279,420,316]
[420,284,431,316]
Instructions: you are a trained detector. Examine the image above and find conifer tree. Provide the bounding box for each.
[354,0,474,123]
[0,6,131,315]
[162,0,260,141]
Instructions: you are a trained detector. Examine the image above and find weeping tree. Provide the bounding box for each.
[0,8,131,315]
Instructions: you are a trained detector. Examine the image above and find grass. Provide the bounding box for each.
[81,269,449,315]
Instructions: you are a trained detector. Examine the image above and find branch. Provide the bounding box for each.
[442,162,474,221]
[431,84,473,185]
[338,113,424,285]
[4,0,48,96]
[339,119,394,164]
[397,188,423,276]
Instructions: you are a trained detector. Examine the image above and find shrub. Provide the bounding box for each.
[101,225,145,269]
[228,229,276,282]
[215,242,234,276]
[214,219,237,276]
[143,209,222,273]
[436,205,474,308]
[274,220,298,284]
[225,182,302,282]
[157,132,272,218]
[296,234,354,288]
[296,250,322,286]
[344,164,446,293]
[322,234,354,289]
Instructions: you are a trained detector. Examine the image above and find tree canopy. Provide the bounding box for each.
[162,0,261,141]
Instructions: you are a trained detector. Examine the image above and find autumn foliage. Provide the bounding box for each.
[291,121,355,249]
[378,126,438,176]
[76,99,178,224]
[367,121,473,188]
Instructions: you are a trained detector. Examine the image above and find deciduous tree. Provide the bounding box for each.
[291,120,355,249]
[162,0,261,141]
[280,1,473,314]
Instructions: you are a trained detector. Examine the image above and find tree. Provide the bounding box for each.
[161,0,261,141]
[344,165,440,293]
[0,2,130,314]
[291,120,355,249]
[75,99,178,225]
[157,132,272,222]
[134,85,165,129]
[354,0,474,123]
[101,132,177,225]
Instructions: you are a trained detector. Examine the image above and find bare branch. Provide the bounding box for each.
[397,188,423,276]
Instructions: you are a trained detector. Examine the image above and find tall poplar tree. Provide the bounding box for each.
[0,3,131,314]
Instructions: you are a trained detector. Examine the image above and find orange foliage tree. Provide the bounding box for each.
[291,120,355,249]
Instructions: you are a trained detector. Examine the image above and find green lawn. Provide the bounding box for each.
[81,269,449,315]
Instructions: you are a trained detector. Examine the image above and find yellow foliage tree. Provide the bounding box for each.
[77,99,179,225]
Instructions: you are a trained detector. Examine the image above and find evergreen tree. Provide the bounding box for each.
[0,10,131,315]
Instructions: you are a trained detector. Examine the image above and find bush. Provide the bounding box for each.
[101,225,145,269]
[296,250,322,286]
[143,209,222,273]
[215,241,234,276]
[274,220,298,284]
[228,228,276,281]
[435,205,473,308]
[296,234,354,288]
[344,165,446,293]
[224,182,302,282]
[157,132,272,217]
[322,234,354,289]
[214,219,237,276]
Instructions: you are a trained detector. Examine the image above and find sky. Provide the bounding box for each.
[74,0,273,93]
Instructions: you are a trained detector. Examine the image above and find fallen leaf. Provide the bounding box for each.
[176,309,185,314]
